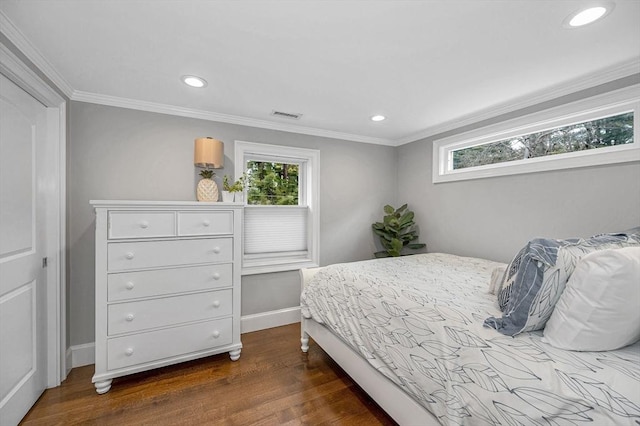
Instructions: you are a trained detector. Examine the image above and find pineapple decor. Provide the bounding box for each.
[197,169,219,202]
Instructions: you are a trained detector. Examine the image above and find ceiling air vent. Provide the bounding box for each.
[271,110,303,120]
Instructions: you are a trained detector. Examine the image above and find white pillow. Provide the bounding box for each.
[542,247,640,351]
[488,265,506,295]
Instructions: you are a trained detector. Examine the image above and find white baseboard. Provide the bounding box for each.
[240,306,301,334]
[67,308,301,369]
[65,347,73,376]
[70,342,95,368]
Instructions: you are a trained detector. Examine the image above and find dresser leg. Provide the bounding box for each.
[301,331,310,353]
[94,379,112,394]
[229,348,241,361]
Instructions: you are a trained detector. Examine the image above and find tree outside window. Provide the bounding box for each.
[246,161,300,205]
[452,112,634,170]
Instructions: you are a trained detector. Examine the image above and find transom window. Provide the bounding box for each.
[452,112,633,170]
[433,86,640,183]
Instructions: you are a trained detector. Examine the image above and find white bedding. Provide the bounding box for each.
[300,253,640,426]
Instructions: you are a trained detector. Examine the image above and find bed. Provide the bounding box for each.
[300,252,640,426]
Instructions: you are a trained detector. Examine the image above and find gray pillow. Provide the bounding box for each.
[496,245,527,311]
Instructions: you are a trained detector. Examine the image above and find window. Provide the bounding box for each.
[433,86,640,183]
[452,112,633,169]
[234,141,319,275]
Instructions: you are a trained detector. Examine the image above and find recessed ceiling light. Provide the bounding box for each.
[564,4,612,28]
[181,75,207,88]
[371,115,386,122]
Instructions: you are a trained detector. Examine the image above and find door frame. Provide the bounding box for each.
[1,41,67,387]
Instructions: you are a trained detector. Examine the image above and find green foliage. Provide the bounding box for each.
[372,204,426,258]
[453,112,634,170]
[223,174,246,193]
[199,169,215,179]
[246,161,299,205]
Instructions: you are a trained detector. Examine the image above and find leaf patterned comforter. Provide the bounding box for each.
[300,253,640,426]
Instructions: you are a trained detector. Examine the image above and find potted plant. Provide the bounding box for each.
[372,204,426,257]
[222,174,246,202]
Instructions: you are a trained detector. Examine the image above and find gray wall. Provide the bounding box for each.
[61,74,640,348]
[398,77,640,264]
[68,102,398,346]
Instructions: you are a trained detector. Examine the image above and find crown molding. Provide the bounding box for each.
[71,90,395,146]
[0,42,65,107]
[394,57,640,146]
[0,10,74,98]
[3,5,637,148]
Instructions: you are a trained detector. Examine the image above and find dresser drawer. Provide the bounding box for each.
[109,211,175,239]
[107,318,232,370]
[108,289,232,335]
[107,264,233,302]
[107,238,232,272]
[178,211,233,236]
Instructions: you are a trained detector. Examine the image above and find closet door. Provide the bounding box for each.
[0,73,48,426]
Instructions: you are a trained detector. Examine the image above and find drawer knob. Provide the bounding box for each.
[203,220,210,227]
[125,252,135,260]
[125,282,135,290]
[126,314,135,322]
[212,330,220,338]
[212,300,221,308]
[212,272,221,280]
[139,221,149,229]
[213,247,221,254]
[125,348,134,356]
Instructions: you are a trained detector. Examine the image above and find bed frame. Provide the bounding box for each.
[300,268,440,426]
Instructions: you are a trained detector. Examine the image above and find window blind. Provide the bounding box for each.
[244,206,308,254]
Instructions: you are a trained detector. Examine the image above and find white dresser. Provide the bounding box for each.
[90,201,243,394]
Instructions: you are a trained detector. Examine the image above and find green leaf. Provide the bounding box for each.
[199,169,215,179]
[389,238,403,257]
[374,251,391,258]
[407,243,426,250]
[374,231,393,242]
[398,211,415,227]
[384,205,395,214]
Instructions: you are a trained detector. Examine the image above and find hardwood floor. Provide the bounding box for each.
[21,323,397,425]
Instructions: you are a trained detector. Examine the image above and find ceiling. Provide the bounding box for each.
[1,1,639,145]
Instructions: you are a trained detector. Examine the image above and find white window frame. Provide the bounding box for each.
[433,85,640,183]
[235,140,320,275]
